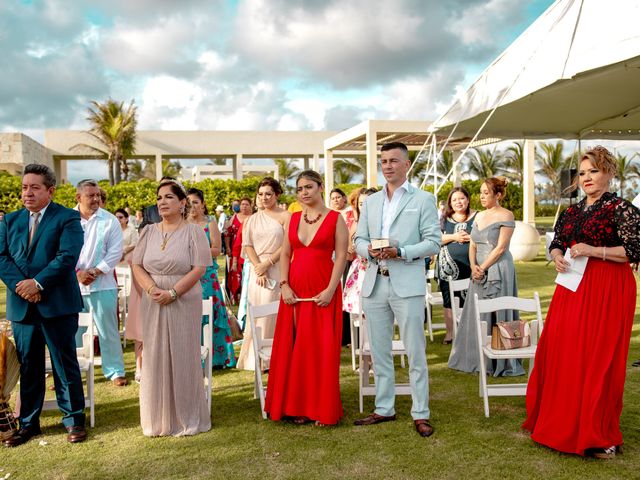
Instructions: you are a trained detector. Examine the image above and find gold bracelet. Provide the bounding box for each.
[146,284,156,295]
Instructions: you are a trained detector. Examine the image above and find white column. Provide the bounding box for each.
[324,150,334,206]
[523,140,536,225]
[303,157,310,170]
[365,123,378,188]
[233,154,243,180]
[452,151,462,187]
[312,153,320,172]
[155,153,163,181]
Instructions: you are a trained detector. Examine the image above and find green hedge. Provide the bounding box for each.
[0,173,263,216]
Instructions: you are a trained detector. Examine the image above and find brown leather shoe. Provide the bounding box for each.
[414,419,434,437]
[112,376,128,387]
[3,427,41,447]
[66,425,87,443]
[353,413,396,426]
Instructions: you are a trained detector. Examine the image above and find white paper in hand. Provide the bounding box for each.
[555,250,589,292]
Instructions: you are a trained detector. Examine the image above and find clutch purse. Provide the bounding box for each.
[491,321,531,350]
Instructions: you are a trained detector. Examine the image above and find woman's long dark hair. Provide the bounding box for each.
[442,187,471,230]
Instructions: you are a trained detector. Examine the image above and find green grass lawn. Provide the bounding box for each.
[1,250,640,480]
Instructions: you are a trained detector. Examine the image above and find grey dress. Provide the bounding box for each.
[447,220,524,377]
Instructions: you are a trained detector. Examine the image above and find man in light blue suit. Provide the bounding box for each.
[354,142,441,437]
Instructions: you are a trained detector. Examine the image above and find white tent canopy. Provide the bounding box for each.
[431,0,640,140]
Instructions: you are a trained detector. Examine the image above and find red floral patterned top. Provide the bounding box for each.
[550,192,640,263]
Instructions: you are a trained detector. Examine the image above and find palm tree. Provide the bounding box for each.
[128,159,182,181]
[467,147,505,180]
[274,159,301,193]
[504,141,524,184]
[71,99,137,185]
[535,141,571,202]
[613,152,639,199]
[334,157,367,184]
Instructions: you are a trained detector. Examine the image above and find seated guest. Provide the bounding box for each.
[132,179,212,436]
[265,170,348,425]
[523,146,640,459]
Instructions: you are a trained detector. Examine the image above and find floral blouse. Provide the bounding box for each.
[550,192,640,263]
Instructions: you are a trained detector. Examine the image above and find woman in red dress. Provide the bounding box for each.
[225,198,252,304]
[523,146,640,459]
[265,170,349,425]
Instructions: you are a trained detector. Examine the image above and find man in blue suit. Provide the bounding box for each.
[354,142,441,437]
[0,164,87,446]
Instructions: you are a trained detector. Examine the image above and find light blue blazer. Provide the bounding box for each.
[354,184,441,298]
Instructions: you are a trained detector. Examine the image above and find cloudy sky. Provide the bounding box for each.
[1,0,558,181]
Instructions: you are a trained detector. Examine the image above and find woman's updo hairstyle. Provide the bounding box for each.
[157,180,189,218]
[581,146,616,176]
[296,169,324,187]
[483,177,508,198]
[258,176,283,196]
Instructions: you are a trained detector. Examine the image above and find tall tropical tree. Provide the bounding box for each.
[72,99,137,184]
[535,141,572,202]
[613,152,639,199]
[504,141,524,184]
[334,157,366,184]
[128,159,182,181]
[467,147,505,180]
[274,158,301,193]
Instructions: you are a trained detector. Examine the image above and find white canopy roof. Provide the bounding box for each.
[431,0,640,140]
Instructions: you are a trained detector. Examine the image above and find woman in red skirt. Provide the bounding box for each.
[523,146,640,459]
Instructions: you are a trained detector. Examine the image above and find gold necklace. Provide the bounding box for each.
[160,221,181,251]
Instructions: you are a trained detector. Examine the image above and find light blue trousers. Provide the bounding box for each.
[77,289,126,380]
[362,276,430,420]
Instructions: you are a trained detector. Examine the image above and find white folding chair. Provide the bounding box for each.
[349,313,360,371]
[425,269,444,341]
[358,311,412,413]
[447,276,470,339]
[44,311,95,427]
[474,293,542,417]
[201,299,214,413]
[247,301,279,419]
[115,266,132,348]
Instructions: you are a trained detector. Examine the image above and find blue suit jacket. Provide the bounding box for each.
[0,202,85,321]
[354,184,441,298]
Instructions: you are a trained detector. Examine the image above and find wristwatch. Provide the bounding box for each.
[396,247,402,258]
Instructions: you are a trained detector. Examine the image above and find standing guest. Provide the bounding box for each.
[0,210,6,222]
[523,146,640,459]
[215,205,227,255]
[353,142,441,438]
[436,188,476,344]
[343,188,378,321]
[330,188,353,226]
[0,164,87,446]
[265,170,348,425]
[237,178,289,370]
[132,179,212,436]
[225,198,252,304]
[187,188,236,368]
[98,188,108,208]
[115,208,139,265]
[448,178,523,376]
[74,180,127,386]
[130,210,143,229]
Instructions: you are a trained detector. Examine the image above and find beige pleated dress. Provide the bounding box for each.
[236,211,285,370]
[133,223,212,436]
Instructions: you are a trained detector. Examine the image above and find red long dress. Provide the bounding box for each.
[227,215,244,299]
[523,193,640,455]
[264,210,344,425]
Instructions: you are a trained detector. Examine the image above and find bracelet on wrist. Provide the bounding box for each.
[169,288,178,301]
[279,280,289,288]
[146,284,156,295]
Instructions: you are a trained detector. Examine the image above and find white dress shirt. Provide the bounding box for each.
[75,207,123,294]
[380,179,410,264]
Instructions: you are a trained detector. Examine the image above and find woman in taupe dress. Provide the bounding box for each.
[132,180,212,436]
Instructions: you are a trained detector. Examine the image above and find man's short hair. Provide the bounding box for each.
[76,179,99,192]
[380,142,409,156]
[23,164,56,188]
